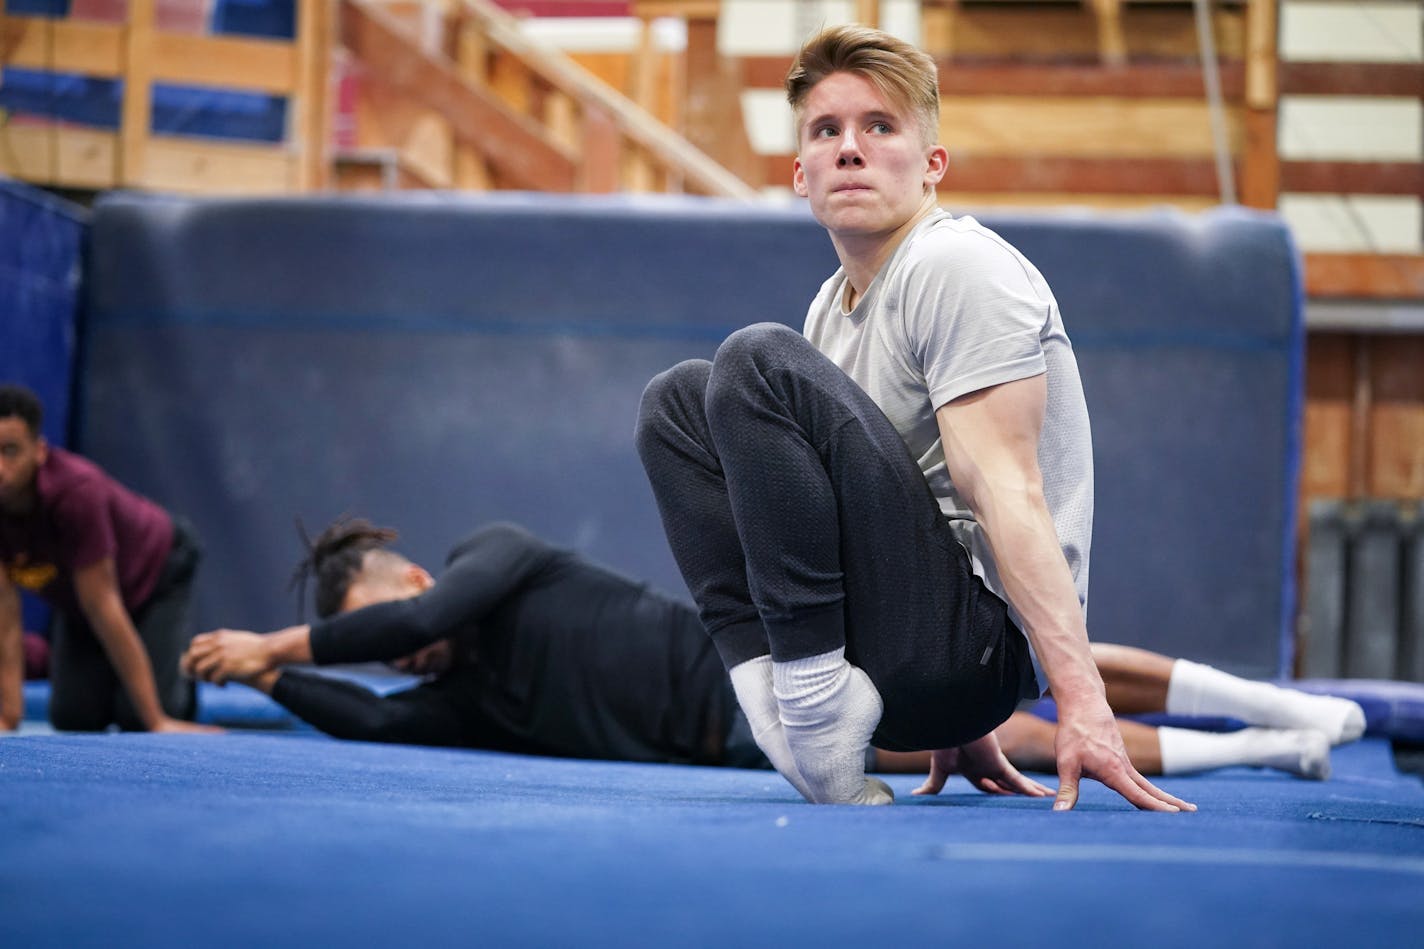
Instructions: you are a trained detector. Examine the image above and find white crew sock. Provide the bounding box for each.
[1165,659,1366,745]
[1158,726,1331,779]
[773,648,892,805]
[728,656,814,802]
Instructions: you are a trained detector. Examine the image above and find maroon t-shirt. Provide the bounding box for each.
[0,447,173,617]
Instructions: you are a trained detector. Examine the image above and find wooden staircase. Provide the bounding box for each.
[336,0,755,197]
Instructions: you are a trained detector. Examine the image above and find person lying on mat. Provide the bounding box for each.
[893,642,1364,784]
[634,24,1181,808]
[0,383,216,733]
[180,518,1365,784]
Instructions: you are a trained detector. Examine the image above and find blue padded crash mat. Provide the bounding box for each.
[0,732,1420,948]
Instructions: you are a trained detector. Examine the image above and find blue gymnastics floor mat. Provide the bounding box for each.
[1,732,1420,948]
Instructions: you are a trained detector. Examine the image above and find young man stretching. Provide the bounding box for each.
[636,25,1192,808]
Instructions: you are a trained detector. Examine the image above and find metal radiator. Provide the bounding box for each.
[1304,499,1424,680]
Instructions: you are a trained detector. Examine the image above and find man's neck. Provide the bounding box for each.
[829,195,940,309]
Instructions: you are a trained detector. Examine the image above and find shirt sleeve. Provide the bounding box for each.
[308,522,554,665]
[899,227,1052,410]
[47,481,117,571]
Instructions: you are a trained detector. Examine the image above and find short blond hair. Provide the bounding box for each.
[785,24,940,146]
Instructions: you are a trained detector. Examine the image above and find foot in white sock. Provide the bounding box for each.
[728,656,814,802]
[774,649,891,805]
[1265,692,1365,746]
[1166,660,1367,745]
[1248,728,1332,780]
[1158,726,1331,780]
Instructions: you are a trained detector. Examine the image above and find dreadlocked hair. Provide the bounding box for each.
[290,516,399,620]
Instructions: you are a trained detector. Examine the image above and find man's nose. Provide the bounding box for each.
[837,129,864,167]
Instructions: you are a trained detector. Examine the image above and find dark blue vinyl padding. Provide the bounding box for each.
[0,178,83,444]
[79,192,1302,678]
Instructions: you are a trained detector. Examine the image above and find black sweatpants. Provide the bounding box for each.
[634,323,1036,751]
[48,517,201,730]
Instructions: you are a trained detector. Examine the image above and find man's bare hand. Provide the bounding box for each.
[1053,697,1196,812]
[913,732,1052,798]
[181,630,272,685]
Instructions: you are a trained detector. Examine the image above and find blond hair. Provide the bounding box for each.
[785,24,940,146]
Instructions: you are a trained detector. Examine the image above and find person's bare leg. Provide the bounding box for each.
[992,712,1059,773]
[995,713,1162,773]
[1090,643,1174,714]
[1091,642,1365,745]
[877,706,1333,781]
[871,748,932,774]
[989,711,1329,779]
[872,714,1059,776]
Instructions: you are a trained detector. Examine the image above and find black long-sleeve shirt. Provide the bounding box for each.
[288,523,729,764]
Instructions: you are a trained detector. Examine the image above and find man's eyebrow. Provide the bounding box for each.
[803,109,898,128]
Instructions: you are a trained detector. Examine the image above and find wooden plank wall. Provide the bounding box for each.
[1305,335,1424,504]
[1287,0,1423,648]
[0,0,332,193]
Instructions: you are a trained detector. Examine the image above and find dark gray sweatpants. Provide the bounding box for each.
[635,323,1036,751]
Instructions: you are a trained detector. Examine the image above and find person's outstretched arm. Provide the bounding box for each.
[182,624,312,685]
[184,523,554,681]
[936,375,1193,812]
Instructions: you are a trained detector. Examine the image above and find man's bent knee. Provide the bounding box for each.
[713,322,804,371]
[636,360,710,447]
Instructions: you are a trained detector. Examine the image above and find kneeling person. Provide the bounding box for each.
[0,384,213,733]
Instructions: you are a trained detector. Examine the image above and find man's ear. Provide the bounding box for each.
[35,436,48,466]
[793,157,809,197]
[923,144,948,189]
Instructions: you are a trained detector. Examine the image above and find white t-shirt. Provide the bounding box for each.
[802,209,1094,647]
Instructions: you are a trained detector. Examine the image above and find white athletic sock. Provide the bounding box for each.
[1164,659,1366,745]
[1158,726,1331,779]
[773,648,892,805]
[728,656,814,802]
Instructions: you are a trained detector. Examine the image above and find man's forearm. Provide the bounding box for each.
[73,560,173,729]
[263,625,314,667]
[974,486,1103,705]
[84,600,168,729]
